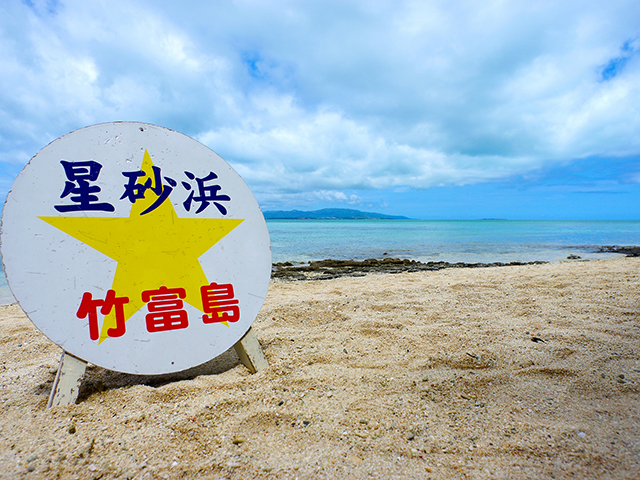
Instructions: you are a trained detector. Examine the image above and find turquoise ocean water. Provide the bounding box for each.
[0,263,12,305]
[1,220,639,305]
[267,219,640,264]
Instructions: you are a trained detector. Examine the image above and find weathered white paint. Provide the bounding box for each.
[1,123,271,375]
[47,351,87,408]
[234,327,269,373]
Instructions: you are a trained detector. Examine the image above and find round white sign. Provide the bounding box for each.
[1,122,271,374]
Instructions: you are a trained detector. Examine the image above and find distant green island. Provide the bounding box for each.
[262,208,409,220]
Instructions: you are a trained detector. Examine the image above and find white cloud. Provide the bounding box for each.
[199,100,537,194]
[253,189,363,211]
[1,0,640,208]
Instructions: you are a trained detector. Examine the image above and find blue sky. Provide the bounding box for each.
[1,0,640,219]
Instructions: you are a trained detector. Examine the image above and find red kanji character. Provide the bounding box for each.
[141,286,188,333]
[76,290,129,340]
[201,282,240,323]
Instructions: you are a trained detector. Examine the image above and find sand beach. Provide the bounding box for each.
[0,257,639,479]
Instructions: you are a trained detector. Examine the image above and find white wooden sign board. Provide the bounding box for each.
[1,122,271,381]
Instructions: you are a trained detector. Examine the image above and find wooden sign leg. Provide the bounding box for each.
[47,351,87,408]
[233,327,268,373]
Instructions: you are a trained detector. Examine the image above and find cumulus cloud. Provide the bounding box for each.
[1,0,640,209]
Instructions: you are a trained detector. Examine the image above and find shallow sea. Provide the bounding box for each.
[1,220,639,305]
[267,219,640,264]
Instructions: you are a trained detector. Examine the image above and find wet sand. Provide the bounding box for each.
[0,257,639,479]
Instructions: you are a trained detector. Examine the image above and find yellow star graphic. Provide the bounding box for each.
[39,150,243,343]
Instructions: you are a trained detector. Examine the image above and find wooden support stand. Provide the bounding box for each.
[47,351,87,408]
[233,327,269,373]
[47,327,268,408]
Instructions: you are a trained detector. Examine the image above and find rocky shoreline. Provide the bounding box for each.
[272,245,640,281]
[272,257,549,281]
[595,245,640,256]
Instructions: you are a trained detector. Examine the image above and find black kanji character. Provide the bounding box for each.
[120,166,177,215]
[182,171,231,215]
[54,160,115,212]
